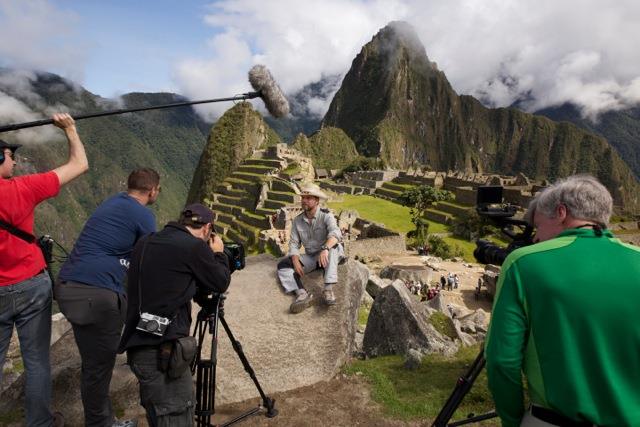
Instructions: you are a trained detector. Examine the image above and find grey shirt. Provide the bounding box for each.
[288,208,342,257]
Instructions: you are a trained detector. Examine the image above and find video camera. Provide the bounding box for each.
[223,241,245,273]
[473,186,534,265]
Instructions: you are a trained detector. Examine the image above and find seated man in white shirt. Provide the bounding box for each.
[277,183,344,314]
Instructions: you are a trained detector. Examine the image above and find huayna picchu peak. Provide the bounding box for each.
[323,21,640,210]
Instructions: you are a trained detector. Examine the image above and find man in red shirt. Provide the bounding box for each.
[0,113,88,427]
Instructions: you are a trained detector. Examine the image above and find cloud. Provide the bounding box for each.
[175,0,640,120]
[0,0,86,81]
[0,1,86,144]
[174,0,408,119]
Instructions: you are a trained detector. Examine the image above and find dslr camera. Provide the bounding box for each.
[136,312,171,337]
[473,186,534,265]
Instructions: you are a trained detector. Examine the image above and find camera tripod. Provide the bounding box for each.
[432,348,497,427]
[191,293,278,426]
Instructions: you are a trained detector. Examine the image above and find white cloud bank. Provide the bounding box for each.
[175,0,640,120]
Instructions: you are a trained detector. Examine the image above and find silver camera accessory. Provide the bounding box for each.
[136,312,171,337]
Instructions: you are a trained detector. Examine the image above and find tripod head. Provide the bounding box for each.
[194,292,226,319]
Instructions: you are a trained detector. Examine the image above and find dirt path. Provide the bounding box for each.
[213,375,428,427]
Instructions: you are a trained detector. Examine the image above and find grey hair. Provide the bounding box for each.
[530,174,613,227]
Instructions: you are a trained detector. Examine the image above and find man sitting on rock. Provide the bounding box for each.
[277,182,344,313]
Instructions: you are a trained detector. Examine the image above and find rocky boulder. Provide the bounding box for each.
[0,254,369,425]
[365,274,392,299]
[363,280,456,357]
[379,264,432,284]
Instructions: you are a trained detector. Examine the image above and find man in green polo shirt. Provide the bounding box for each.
[485,174,640,426]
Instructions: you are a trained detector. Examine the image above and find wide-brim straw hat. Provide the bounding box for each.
[298,182,328,200]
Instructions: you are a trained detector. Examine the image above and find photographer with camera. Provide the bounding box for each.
[54,168,160,427]
[118,203,230,427]
[0,113,88,427]
[484,175,640,426]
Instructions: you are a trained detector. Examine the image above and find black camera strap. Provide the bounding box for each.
[137,234,152,316]
[135,234,182,323]
[0,218,36,243]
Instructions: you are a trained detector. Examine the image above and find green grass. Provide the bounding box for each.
[328,195,448,234]
[343,344,497,423]
[429,312,457,339]
[358,304,371,327]
[442,236,476,262]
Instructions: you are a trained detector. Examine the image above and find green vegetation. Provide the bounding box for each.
[343,344,496,423]
[358,304,371,327]
[399,186,455,247]
[327,195,414,234]
[429,312,457,339]
[327,194,477,261]
[291,127,360,170]
[427,235,464,260]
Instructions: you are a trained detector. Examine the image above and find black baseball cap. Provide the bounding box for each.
[181,203,214,225]
[0,139,21,152]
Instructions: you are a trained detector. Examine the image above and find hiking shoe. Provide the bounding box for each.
[112,419,138,427]
[323,289,336,305]
[290,292,314,314]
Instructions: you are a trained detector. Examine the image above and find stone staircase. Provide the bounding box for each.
[209,155,299,249]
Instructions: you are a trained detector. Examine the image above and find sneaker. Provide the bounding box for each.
[112,420,138,427]
[323,289,336,305]
[290,291,314,314]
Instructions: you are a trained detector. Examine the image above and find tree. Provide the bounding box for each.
[399,185,454,246]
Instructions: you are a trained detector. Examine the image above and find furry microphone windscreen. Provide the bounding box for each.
[248,65,290,118]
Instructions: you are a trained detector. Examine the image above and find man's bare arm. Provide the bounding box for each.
[51,113,89,185]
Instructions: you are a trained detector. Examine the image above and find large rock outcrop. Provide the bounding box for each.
[0,255,368,424]
[322,21,640,210]
[363,279,456,357]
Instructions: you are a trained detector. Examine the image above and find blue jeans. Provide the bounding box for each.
[0,271,53,427]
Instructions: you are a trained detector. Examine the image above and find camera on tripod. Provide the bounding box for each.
[473,186,534,265]
[223,241,245,273]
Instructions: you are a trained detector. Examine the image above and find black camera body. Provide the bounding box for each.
[223,242,245,273]
[473,186,534,265]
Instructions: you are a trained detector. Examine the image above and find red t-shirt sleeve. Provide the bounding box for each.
[17,171,61,205]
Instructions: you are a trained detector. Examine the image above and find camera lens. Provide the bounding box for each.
[146,320,159,332]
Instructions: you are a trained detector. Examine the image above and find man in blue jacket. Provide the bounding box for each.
[55,168,160,427]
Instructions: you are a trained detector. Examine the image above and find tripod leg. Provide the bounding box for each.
[193,304,222,427]
[219,315,278,418]
[432,348,497,427]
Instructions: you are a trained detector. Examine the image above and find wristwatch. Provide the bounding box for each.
[321,245,329,251]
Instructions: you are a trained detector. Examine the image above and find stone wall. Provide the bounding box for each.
[452,186,477,205]
[345,235,406,258]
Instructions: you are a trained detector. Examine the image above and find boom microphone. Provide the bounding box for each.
[248,65,290,118]
[0,65,290,133]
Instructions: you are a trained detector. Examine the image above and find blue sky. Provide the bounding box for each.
[49,0,215,96]
[1,0,640,121]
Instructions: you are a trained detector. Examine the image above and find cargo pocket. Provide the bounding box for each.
[168,336,197,379]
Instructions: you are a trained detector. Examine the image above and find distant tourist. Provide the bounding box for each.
[447,273,454,291]
[277,182,344,313]
[440,275,446,288]
[55,168,160,427]
[453,274,459,289]
[485,175,640,425]
[0,114,88,427]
